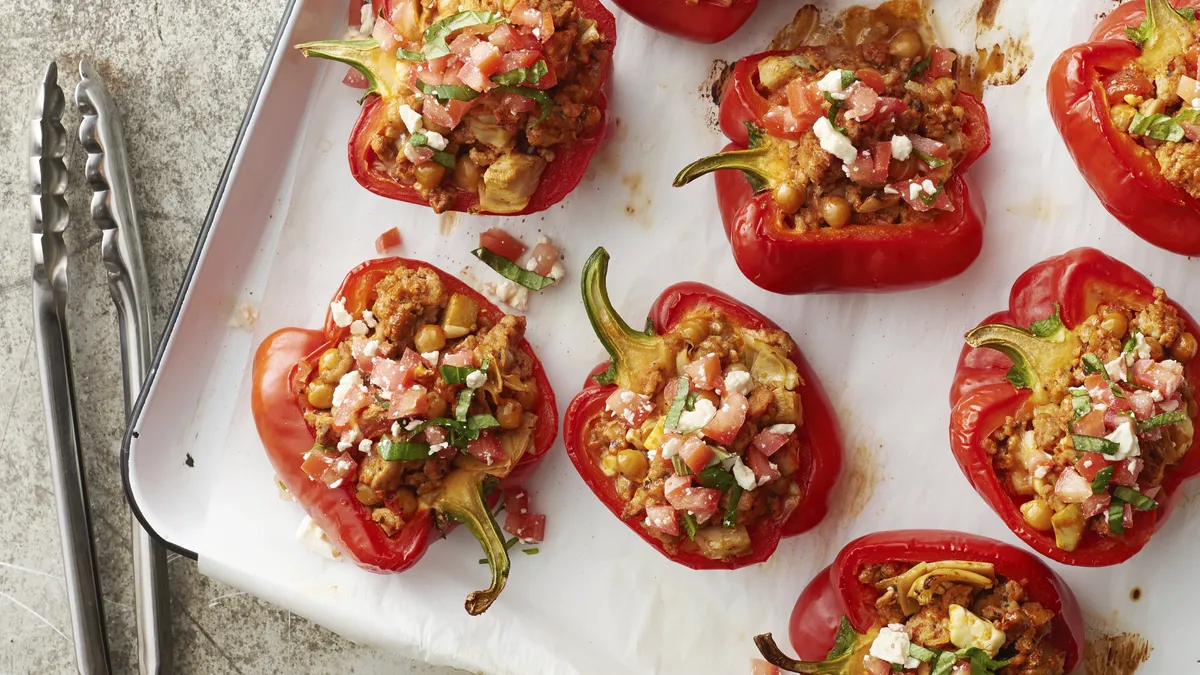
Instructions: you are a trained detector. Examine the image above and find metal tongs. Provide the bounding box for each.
[29,61,172,675]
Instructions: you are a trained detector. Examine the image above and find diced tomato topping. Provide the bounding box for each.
[908,134,950,160]
[527,240,559,276]
[871,141,892,183]
[864,656,893,675]
[343,67,369,89]
[333,385,369,429]
[752,427,791,457]
[1072,409,1107,437]
[424,426,448,446]
[1075,452,1111,481]
[1124,501,1135,530]
[872,96,908,120]
[1103,66,1154,101]
[751,659,781,675]
[683,353,723,390]
[449,33,480,58]
[763,105,802,139]
[372,18,401,53]
[421,97,473,130]
[501,92,538,115]
[703,392,748,445]
[504,512,546,542]
[479,227,527,261]
[489,24,540,51]
[387,1,420,42]
[1132,359,1184,398]
[1054,467,1094,503]
[301,449,335,481]
[1112,458,1142,487]
[458,62,490,92]
[460,41,503,91]
[785,80,826,131]
[644,505,679,536]
[746,449,781,485]
[848,146,890,186]
[854,68,886,93]
[387,385,429,419]
[466,432,506,465]
[679,438,714,476]
[1103,406,1135,431]
[510,3,553,40]
[926,45,956,79]
[664,474,691,502]
[679,487,722,516]
[504,488,530,514]
[845,152,878,185]
[302,450,358,488]
[502,48,542,71]
[371,348,426,394]
[843,82,880,122]
[1084,373,1117,407]
[1082,493,1111,519]
[350,337,375,372]
[442,348,476,368]
[605,389,655,427]
[1129,389,1156,420]
[405,144,435,164]
[893,179,954,212]
[374,226,402,254]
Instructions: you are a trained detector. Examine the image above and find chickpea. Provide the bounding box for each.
[697,390,721,408]
[677,316,710,345]
[1099,311,1128,338]
[515,383,540,411]
[772,182,807,215]
[888,29,924,59]
[453,157,484,191]
[393,488,418,515]
[1172,332,1198,363]
[426,391,449,419]
[356,483,384,506]
[496,398,525,430]
[616,449,649,481]
[821,196,852,228]
[306,382,335,409]
[1145,335,1165,360]
[415,161,446,191]
[414,324,447,353]
[318,348,341,375]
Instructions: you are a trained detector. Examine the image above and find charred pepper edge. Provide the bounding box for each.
[580,247,672,390]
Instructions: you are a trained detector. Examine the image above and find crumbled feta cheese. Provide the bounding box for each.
[359,2,375,35]
[890,134,913,161]
[1106,420,1140,460]
[1135,332,1151,360]
[812,117,858,164]
[331,371,363,408]
[548,261,566,281]
[350,320,368,336]
[1192,97,1200,109]
[329,299,353,328]
[490,279,530,311]
[661,436,682,459]
[883,186,899,195]
[423,130,448,150]
[921,179,937,195]
[1105,356,1128,382]
[428,442,449,456]
[909,182,923,201]
[362,310,377,328]
[405,419,422,431]
[724,370,753,396]
[870,625,919,668]
[228,298,259,331]
[363,340,379,358]
[766,423,796,436]
[466,370,487,390]
[391,421,402,436]
[816,69,849,100]
[398,104,423,134]
[676,399,717,434]
[731,456,757,492]
[295,516,338,560]
[421,351,440,366]
[336,440,352,452]
[359,438,373,454]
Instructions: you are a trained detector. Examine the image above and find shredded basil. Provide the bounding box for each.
[406,132,456,168]
[455,388,474,421]
[522,547,540,555]
[913,149,950,169]
[680,512,698,540]
[664,377,691,430]
[472,246,556,290]
[684,390,699,411]
[908,55,932,79]
[1091,465,1114,493]
[825,617,860,660]
[918,181,944,206]
[1122,331,1139,356]
[1111,382,1126,399]
[838,69,857,88]
[723,485,743,528]
[1113,485,1159,511]
[492,60,549,86]
[377,437,432,460]
[397,47,425,61]
[929,651,960,675]
[697,466,736,492]
[1108,498,1126,534]
[1139,410,1187,431]
[671,455,692,477]
[440,357,489,386]
[908,644,940,663]
[1071,389,1092,419]
[417,81,480,101]
[493,84,555,124]
[1128,111,1185,142]
[1029,303,1065,338]
[823,92,847,134]
[405,414,498,450]
[955,647,1011,673]
[1082,353,1105,375]
[423,10,507,60]
[1073,434,1121,455]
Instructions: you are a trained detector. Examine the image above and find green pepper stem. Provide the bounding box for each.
[295,38,403,100]
[1138,0,1196,73]
[581,248,674,394]
[964,323,1078,405]
[754,633,862,674]
[436,471,509,615]
[673,147,770,187]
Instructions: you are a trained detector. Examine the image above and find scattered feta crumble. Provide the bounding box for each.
[548,261,565,281]
[812,117,858,164]
[908,183,924,201]
[890,134,913,161]
[724,370,753,396]
[350,319,368,336]
[331,371,364,408]
[228,298,259,331]
[870,624,919,669]
[421,351,440,366]
[329,299,353,328]
[816,69,849,100]
[465,370,487,390]
[661,436,682,459]
[1135,332,1151,360]
[731,455,757,492]
[429,442,449,456]
[391,421,402,436]
[676,399,717,434]
[362,340,379,358]
[883,186,899,195]
[765,423,796,436]
[424,130,448,150]
[362,310,377,328]
[488,279,530,311]
[406,419,422,431]
[359,438,373,454]
[398,104,423,134]
[1105,355,1128,382]
[921,179,937,195]
[295,515,339,560]
[1106,420,1140,461]
[359,2,375,35]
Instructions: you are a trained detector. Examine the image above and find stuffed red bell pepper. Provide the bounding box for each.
[950,248,1200,566]
[751,530,1084,675]
[1048,0,1200,255]
[251,257,557,614]
[562,248,842,569]
[608,0,757,43]
[296,0,614,215]
[673,33,991,293]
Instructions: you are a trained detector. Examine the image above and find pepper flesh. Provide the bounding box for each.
[1047,0,1200,255]
[562,248,843,569]
[680,50,990,294]
[295,0,616,216]
[776,530,1084,673]
[251,257,558,613]
[949,248,1200,566]
[608,0,757,43]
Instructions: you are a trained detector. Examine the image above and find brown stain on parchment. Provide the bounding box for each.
[976,0,1001,28]
[830,438,883,527]
[1083,633,1153,675]
[1005,194,1066,222]
[438,211,459,235]
[703,59,731,124]
[622,172,654,229]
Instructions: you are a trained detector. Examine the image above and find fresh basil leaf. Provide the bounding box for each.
[492,60,549,86]
[1082,353,1105,375]
[671,456,692,477]
[680,511,698,540]
[909,643,940,663]
[839,69,857,88]
[684,390,699,411]
[429,150,456,169]
[723,484,743,528]
[1005,363,1034,390]
[913,149,950,169]
[1111,383,1126,399]
[440,364,477,384]
[1029,303,1065,338]
[466,414,499,431]
[930,651,959,675]
[697,466,736,492]
[493,84,555,124]
[1108,498,1126,534]
[522,547,539,554]
[823,92,847,133]
[423,10,506,59]
[455,388,474,422]
[417,81,481,101]
[1071,389,1092,419]
[1113,485,1159,510]
[955,647,1011,670]
[1138,410,1187,431]
[908,55,932,79]
[471,246,556,290]
[1122,331,1138,356]
[378,437,432,460]
[1092,465,1114,494]
[825,616,860,660]
[744,121,765,150]
[1073,434,1121,455]
[665,377,691,430]
[918,181,944,206]
[397,48,425,61]
[407,132,458,168]
[1128,111,1185,141]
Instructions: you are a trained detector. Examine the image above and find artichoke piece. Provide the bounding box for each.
[876,561,997,616]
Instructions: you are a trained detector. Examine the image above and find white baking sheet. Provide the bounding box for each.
[137,0,1200,671]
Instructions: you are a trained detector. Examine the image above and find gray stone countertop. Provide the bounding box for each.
[1,1,461,673]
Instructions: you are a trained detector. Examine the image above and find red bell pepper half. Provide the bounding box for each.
[673,49,991,293]
[950,248,1200,566]
[752,530,1084,674]
[296,0,615,216]
[562,248,843,569]
[1048,0,1200,255]
[251,257,557,614]
[608,0,757,43]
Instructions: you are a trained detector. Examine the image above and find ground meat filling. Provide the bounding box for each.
[985,289,1197,552]
[583,308,805,560]
[368,0,607,214]
[859,560,1066,675]
[750,30,971,231]
[300,266,541,537]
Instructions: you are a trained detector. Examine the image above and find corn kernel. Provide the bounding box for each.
[643,418,665,451]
